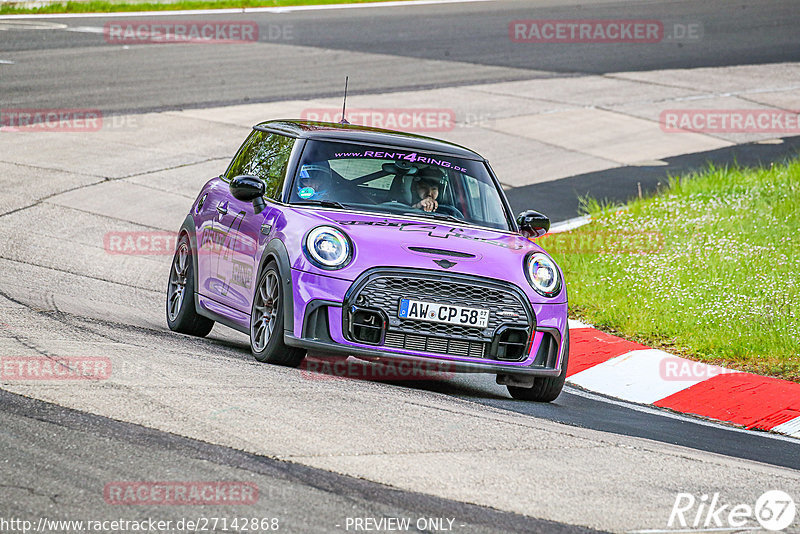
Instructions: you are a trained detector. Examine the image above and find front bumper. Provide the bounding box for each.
[288,268,568,376]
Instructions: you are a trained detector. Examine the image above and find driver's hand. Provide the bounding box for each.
[417,197,438,212]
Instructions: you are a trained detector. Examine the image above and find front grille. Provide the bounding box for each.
[361,276,529,339]
[346,270,532,360]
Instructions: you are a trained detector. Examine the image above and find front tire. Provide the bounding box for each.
[507,329,569,402]
[166,235,214,337]
[250,261,305,366]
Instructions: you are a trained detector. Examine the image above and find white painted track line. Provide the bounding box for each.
[567,318,593,329]
[568,349,702,405]
[772,416,800,438]
[0,0,492,19]
[549,214,591,233]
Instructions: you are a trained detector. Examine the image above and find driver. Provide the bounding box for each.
[412,178,439,212]
[297,162,332,200]
[411,167,444,212]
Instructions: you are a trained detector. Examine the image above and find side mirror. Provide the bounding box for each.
[230,175,267,214]
[517,210,550,239]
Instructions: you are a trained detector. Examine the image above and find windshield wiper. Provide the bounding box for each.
[398,211,464,224]
[292,200,349,210]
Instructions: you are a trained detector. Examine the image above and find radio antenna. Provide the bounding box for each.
[339,76,350,125]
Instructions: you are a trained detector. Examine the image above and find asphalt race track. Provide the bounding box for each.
[2,0,799,113]
[1,1,800,532]
[0,389,596,534]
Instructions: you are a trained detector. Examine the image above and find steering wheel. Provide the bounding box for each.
[436,204,464,219]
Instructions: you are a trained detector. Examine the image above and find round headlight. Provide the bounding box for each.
[525,252,561,297]
[304,226,352,269]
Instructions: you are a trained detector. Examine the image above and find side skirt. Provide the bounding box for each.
[194,293,250,335]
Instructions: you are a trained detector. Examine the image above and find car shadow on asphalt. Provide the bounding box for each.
[299,354,512,400]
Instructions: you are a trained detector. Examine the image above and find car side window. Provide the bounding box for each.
[225,131,294,200]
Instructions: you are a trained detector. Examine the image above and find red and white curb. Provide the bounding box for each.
[566,318,800,439]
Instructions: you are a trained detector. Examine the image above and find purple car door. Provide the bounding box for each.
[212,194,260,313]
[197,130,296,314]
[195,177,228,302]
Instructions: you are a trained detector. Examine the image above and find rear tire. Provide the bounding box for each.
[507,328,569,402]
[166,235,214,337]
[250,261,305,367]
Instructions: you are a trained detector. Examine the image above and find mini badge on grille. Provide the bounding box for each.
[496,311,520,318]
[433,259,457,269]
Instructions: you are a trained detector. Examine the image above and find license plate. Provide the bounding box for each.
[398,298,489,328]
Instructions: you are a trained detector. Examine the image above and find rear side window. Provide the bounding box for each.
[226,131,295,200]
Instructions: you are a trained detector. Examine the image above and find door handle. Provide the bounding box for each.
[216,204,228,215]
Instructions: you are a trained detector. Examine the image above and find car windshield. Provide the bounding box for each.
[288,140,512,231]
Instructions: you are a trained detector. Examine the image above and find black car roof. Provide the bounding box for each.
[253,119,484,160]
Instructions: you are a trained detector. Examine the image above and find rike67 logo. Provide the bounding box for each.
[667,490,796,532]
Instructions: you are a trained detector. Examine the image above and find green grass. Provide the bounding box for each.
[0,0,397,15]
[539,159,800,381]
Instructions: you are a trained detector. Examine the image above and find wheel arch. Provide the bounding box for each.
[176,214,201,307]
[256,238,295,336]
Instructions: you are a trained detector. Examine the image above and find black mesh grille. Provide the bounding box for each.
[361,276,528,338]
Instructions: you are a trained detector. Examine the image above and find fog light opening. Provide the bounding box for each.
[350,307,385,345]
[491,326,530,361]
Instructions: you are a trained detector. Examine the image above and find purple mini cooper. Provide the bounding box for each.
[167,120,569,401]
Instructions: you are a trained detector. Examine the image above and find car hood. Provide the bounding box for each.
[283,207,560,300]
